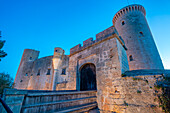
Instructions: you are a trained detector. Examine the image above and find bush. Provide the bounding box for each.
[137,90,142,93]
[0,72,14,94]
[0,35,7,61]
[121,74,126,77]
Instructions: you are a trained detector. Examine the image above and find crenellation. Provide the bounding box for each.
[113,5,146,26]
[83,37,94,48]
[70,26,117,55]
[70,44,81,54]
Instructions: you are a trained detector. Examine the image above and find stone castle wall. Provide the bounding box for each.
[27,56,54,90]
[98,74,164,113]
[14,50,70,90]
[15,55,54,90]
[67,34,129,91]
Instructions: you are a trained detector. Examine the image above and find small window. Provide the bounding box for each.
[55,50,58,52]
[31,74,33,76]
[46,69,51,75]
[61,68,66,75]
[139,32,144,37]
[20,80,23,82]
[129,55,133,61]
[29,57,32,60]
[37,69,40,76]
[122,21,125,25]
[25,73,28,76]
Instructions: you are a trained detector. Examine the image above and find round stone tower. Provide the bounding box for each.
[113,4,164,70]
[52,47,65,90]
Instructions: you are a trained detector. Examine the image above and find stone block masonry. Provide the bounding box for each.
[113,4,164,70]
[99,74,164,113]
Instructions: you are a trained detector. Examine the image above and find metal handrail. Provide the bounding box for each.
[0,97,13,113]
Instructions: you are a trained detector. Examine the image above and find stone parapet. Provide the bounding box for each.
[70,26,117,55]
[113,4,146,26]
[124,69,170,77]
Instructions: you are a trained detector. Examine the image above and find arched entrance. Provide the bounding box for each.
[80,63,97,91]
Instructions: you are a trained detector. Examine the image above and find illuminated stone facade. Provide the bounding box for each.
[14,4,166,113]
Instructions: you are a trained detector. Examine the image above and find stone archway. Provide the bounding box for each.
[80,63,97,91]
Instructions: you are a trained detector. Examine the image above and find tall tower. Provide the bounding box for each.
[52,47,64,90]
[15,49,39,89]
[113,4,164,70]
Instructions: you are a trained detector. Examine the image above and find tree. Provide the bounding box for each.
[0,73,14,94]
[0,31,7,61]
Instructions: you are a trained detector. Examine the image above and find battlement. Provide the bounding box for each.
[112,4,146,25]
[70,26,117,54]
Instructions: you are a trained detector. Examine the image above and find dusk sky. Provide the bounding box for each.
[0,0,170,79]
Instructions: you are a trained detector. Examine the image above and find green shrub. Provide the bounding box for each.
[121,74,126,77]
[124,101,128,106]
[132,77,143,81]
[137,90,142,93]
[0,72,14,94]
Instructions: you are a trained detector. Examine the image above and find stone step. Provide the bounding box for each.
[22,96,97,108]
[20,90,97,113]
[53,102,97,113]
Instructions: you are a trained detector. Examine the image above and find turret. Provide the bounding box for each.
[113,4,164,70]
[52,47,65,90]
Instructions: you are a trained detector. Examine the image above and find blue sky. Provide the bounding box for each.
[0,0,170,79]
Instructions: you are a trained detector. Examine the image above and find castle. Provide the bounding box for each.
[12,4,168,113]
[14,4,164,91]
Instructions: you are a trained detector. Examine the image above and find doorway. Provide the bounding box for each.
[80,63,97,91]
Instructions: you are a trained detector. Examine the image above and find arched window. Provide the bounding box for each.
[139,31,144,37]
[46,69,51,75]
[29,57,32,60]
[122,21,125,25]
[129,55,133,61]
[61,68,66,75]
[37,69,40,76]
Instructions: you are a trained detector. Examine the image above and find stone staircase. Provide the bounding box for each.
[1,89,97,113]
[53,103,97,113]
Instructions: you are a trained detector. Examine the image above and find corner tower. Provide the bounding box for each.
[113,4,164,70]
[14,49,39,89]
